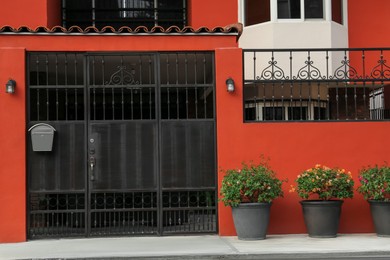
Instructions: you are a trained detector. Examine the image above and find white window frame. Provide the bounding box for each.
[245,100,327,121]
[239,0,347,26]
[273,0,325,22]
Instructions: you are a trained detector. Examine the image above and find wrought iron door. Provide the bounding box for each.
[27,52,216,238]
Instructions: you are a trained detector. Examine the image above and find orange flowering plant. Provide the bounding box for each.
[291,164,354,200]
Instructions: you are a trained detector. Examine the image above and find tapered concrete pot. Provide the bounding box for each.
[232,202,271,240]
[369,200,390,237]
[300,200,343,238]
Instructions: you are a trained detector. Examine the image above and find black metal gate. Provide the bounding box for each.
[27,52,216,238]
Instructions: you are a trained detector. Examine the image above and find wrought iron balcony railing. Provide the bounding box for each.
[243,48,390,122]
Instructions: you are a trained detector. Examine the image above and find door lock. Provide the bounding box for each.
[89,156,96,181]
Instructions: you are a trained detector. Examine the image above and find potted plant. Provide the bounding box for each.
[291,164,354,238]
[220,160,284,240]
[357,165,390,237]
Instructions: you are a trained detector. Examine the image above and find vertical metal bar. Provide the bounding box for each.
[149,87,152,119]
[371,81,376,120]
[289,81,293,121]
[75,89,78,121]
[176,87,180,119]
[344,82,348,120]
[326,50,329,80]
[194,53,198,85]
[92,59,96,121]
[253,51,256,81]
[326,82,330,120]
[336,82,339,120]
[185,87,189,119]
[149,55,153,119]
[56,88,60,120]
[380,50,384,79]
[182,0,186,26]
[308,81,312,120]
[289,51,293,80]
[35,56,40,121]
[271,82,275,120]
[363,82,367,120]
[75,53,78,85]
[167,88,170,119]
[195,87,198,119]
[299,82,303,120]
[281,82,284,120]
[131,87,134,119]
[381,83,385,119]
[54,55,60,120]
[62,0,66,28]
[112,87,115,120]
[46,55,50,120]
[262,83,266,121]
[36,55,40,86]
[65,53,68,86]
[203,53,207,84]
[102,57,106,120]
[121,87,125,120]
[354,82,358,120]
[185,53,188,85]
[204,87,208,118]
[92,0,96,27]
[317,82,321,120]
[45,54,49,86]
[176,53,179,85]
[154,0,158,27]
[166,55,170,85]
[362,50,366,80]
[140,88,143,119]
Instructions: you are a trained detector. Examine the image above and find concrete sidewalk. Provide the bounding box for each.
[1,234,390,260]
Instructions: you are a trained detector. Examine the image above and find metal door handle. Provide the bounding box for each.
[90,156,96,181]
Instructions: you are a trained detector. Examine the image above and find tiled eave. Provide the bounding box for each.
[0,23,242,38]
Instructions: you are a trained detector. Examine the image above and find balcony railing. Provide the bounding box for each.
[62,0,187,30]
[243,48,390,122]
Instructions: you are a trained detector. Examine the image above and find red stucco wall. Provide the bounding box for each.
[0,0,48,28]
[0,35,238,243]
[0,48,26,242]
[348,0,390,48]
[215,50,390,236]
[188,0,238,28]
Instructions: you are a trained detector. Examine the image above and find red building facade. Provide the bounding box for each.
[0,0,389,243]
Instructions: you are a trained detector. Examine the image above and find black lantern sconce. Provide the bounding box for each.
[226,77,235,93]
[6,79,16,94]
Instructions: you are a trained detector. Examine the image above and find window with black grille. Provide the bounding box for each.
[62,0,187,30]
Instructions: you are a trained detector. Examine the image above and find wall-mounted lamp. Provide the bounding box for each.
[6,79,16,94]
[226,77,235,93]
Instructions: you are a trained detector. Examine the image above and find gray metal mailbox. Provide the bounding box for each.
[28,123,56,152]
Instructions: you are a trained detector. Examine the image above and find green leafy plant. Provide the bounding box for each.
[220,161,285,207]
[357,165,390,201]
[291,164,354,200]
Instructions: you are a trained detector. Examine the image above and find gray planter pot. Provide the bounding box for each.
[231,202,271,240]
[300,200,343,238]
[369,200,390,237]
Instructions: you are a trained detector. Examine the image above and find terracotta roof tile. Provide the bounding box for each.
[0,23,242,38]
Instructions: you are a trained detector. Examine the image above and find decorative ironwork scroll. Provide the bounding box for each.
[370,57,390,80]
[105,66,139,85]
[294,57,325,80]
[244,48,390,83]
[332,56,359,80]
[257,57,287,80]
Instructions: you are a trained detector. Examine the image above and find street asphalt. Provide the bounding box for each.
[0,234,389,259]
